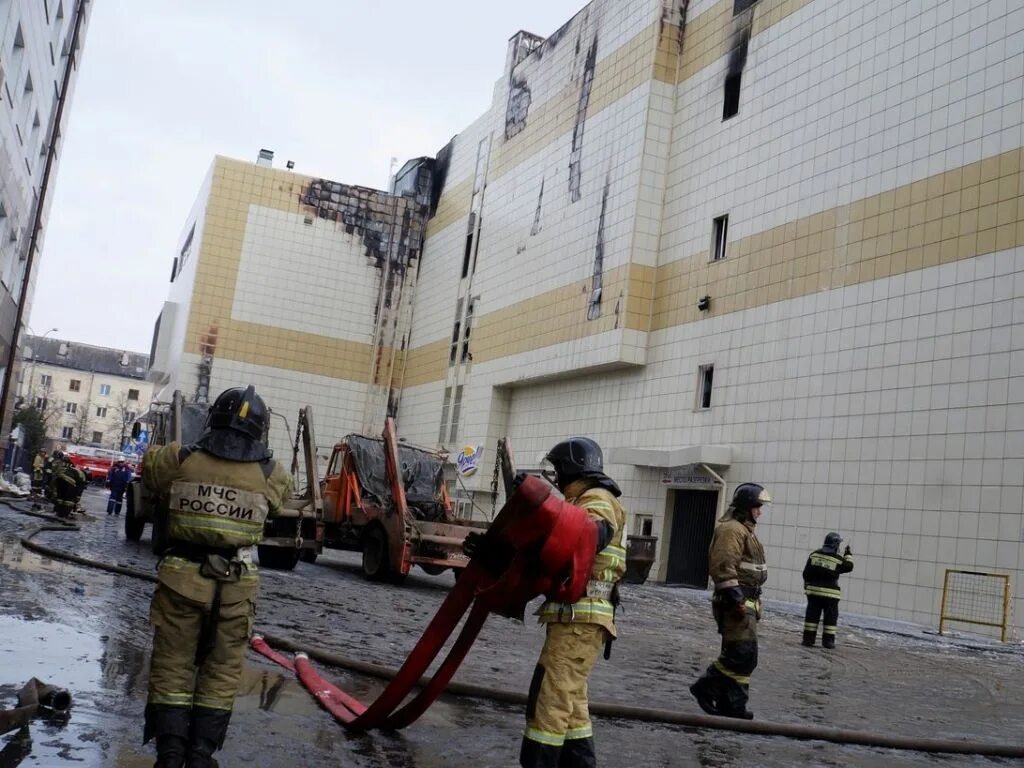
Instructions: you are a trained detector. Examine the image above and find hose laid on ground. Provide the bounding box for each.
[10,517,1024,757]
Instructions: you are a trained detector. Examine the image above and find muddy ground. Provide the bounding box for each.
[1,488,1022,767]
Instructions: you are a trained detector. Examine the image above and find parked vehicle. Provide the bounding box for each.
[319,418,488,582]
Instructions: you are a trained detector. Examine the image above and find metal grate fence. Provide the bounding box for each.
[939,569,1011,642]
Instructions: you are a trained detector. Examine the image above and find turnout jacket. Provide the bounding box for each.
[802,548,854,599]
[709,519,767,593]
[143,441,291,603]
[537,479,627,635]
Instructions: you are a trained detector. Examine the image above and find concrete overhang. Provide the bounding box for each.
[608,444,733,469]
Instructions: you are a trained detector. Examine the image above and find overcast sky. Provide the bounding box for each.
[28,0,586,353]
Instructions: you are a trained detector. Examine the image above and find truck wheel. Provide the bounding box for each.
[258,546,301,571]
[361,527,391,581]
[419,564,447,576]
[124,488,144,542]
[299,549,318,564]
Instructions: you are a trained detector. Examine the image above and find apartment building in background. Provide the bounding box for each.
[0,1,91,422]
[153,0,1024,634]
[19,335,152,450]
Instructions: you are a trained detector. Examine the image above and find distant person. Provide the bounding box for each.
[32,450,47,492]
[106,460,133,516]
[49,452,86,519]
[801,533,854,648]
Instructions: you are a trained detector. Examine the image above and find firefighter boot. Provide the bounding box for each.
[802,630,816,647]
[822,634,836,650]
[145,705,190,768]
[520,735,561,768]
[559,736,597,768]
[188,708,231,768]
[689,677,720,716]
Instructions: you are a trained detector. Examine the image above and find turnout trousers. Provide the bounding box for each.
[803,595,840,648]
[521,623,605,768]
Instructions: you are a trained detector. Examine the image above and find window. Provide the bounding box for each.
[733,0,757,13]
[634,515,654,537]
[96,406,107,418]
[438,387,452,444]
[40,373,51,386]
[177,222,195,276]
[712,215,728,261]
[91,431,103,444]
[448,299,463,366]
[126,411,137,422]
[449,385,464,443]
[60,426,73,439]
[128,388,139,401]
[65,402,76,414]
[461,300,474,363]
[34,397,47,410]
[723,72,741,119]
[68,378,80,391]
[696,364,715,410]
[99,384,110,396]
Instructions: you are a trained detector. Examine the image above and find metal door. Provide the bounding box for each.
[665,489,718,587]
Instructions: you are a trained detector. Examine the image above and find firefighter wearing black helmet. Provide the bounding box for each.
[142,386,291,768]
[519,436,626,768]
[802,532,854,648]
[690,482,770,720]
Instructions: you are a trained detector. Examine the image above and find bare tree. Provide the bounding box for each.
[72,393,94,445]
[30,381,65,440]
[114,392,136,452]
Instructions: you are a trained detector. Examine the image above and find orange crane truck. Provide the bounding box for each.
[319,418,488,582]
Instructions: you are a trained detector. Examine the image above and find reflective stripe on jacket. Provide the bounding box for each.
[803,548,853,598]
[143,441,291,550]
[538,481,627,636]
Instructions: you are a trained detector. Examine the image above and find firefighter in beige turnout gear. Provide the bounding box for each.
[143,386,291,768]
[523,437,626,768]
[690,483,770,720]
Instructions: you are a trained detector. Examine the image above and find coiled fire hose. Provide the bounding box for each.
[10,507,1024,758]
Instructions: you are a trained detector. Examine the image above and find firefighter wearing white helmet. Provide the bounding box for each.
[690,482,770,719]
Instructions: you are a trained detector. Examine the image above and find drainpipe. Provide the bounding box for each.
[700,463,727,522]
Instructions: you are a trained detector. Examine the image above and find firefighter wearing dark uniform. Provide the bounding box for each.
[521,437,626,768]
[143,386,291,768]
[690,483,770,720]
[49,451,86,518]
[802,532,854,648]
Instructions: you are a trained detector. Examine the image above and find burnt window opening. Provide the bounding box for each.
[733,0,758,14]
[723,72,741,120]
[68,379,80,392]
[449,299,464,366]
[696,364,715,410]
[461,300,474,363]
[461,233,473,279]
[712,215,729,261]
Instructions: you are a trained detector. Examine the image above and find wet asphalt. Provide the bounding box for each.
[1,488,1023,767]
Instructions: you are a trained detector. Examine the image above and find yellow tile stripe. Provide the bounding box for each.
[405,148,1024,385]
[652,147,1024,330]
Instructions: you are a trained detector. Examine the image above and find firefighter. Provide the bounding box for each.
[802,532,854,648]
[690,483,770,720]
[31,450,47,492]
[143,386,291,768]
[49,451,86,519]
[520,437,626,768]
